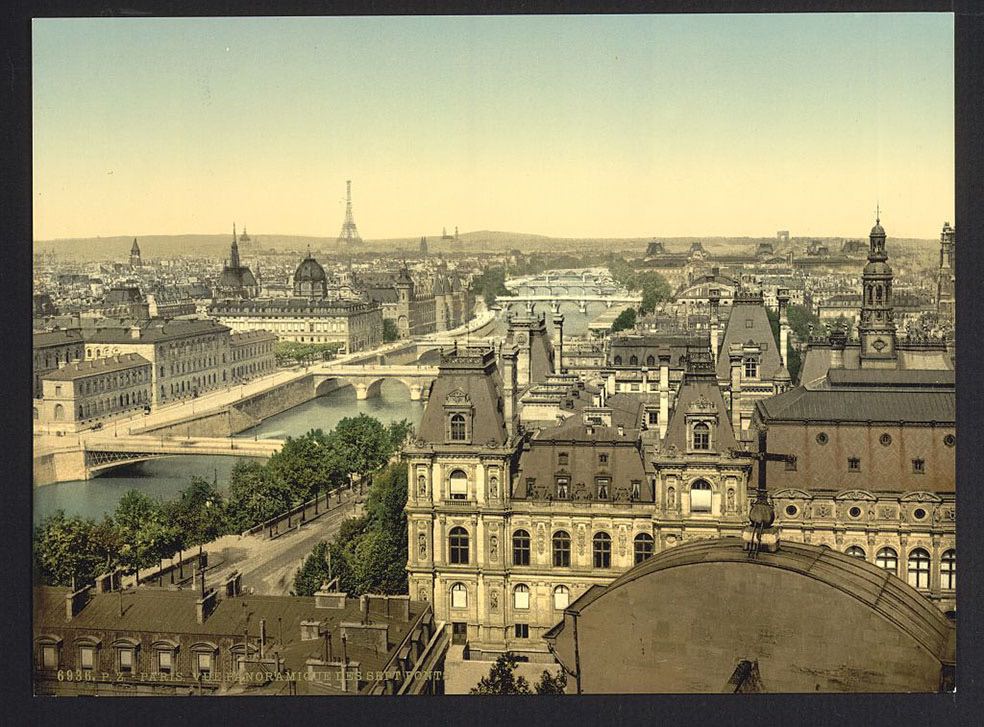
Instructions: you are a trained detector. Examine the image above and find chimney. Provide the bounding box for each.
[617,424,625,437]
[830,328,848,369]
[777,288,790,368]
[195,588,218,624]
[260,619,267,658]
[129,325,141,340]
[709,289,721,362]
[729,344,743,432]
[658,352,671,440]
[501,345,518,439]
[224,571,242,598]
[65,584,92,622]
[552,313,565,374]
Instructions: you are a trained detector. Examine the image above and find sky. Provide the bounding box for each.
[32,13,954,241]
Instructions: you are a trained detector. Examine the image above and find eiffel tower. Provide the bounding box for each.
[336,180,363,246]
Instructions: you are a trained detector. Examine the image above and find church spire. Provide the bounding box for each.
[230,223,241,269]
[858,214,896,364]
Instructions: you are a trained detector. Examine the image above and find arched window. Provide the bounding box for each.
[690,480,712,513]
[629,355,639,366]
[941,549,956,591]
[449,469,468,500]
[53,403,64,421]
[613,355,622,366]
[450,582,467,608]
[449,527,469,564]
[553,531,571,567]
[634,533,655,564]
[512,530,531,566]
[592,532,611,568]
[907,548,931,589]
[513,584,530,610]
[553,585,570,610]
[876,547,898,575]
[692,422,710,450]
[845,546,866,559]
[646,355,656,367]
[449,413,466,441]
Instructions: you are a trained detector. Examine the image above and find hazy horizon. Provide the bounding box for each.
[33,14,954,241]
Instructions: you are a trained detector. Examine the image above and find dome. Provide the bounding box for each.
[294,255,327,283]
[870,220,886,237]
[863,261,893,277]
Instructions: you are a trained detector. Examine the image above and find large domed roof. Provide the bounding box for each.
[294,254,327,283]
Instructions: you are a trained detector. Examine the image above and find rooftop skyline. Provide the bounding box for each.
[33,13,954,241]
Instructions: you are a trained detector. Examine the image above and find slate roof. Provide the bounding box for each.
[756,385,955,424]
[84,319,230,344]
[34,329,85,349]
[43,353,151,380]
[799,344,954,388]
[661,372,738,453]
[416,347,509,446]
[715,297,783,381]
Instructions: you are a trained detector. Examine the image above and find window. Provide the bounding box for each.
[553,531,571,567]
[634,533,655,564]
[449,469,468,500]
[907,548,931,589]
[848,457,861,472]
[745,318,754,329]
[629,355,639,366]
[596,478,610,500]
[41,644,58,670]
[196,651,213,678]
[631,480,641,500]
[450,582,467,608]
[845,546,866,559]
[514,624,530,639]
[647,411,659,426]
[876,547,898,575]
[690,480,712,513]
[941,549,956,591]
[692,422,710,450]
[513,530,531,566]
[593,532,611,568]
[79,645,96,672]
[158,650,173,675]
[744,357,759,378]
[912,458,925,474]
[449,413,466,441]
[553,585,570,610]
[118,647,134,674]
[558,452,569,466]
[599,453,608,465]
[449,527,470,564]
[555,477,569,500]
[613,356,622,366]
[514,584,530,609]
[451,622,467,645]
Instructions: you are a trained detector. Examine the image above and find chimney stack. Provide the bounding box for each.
[658,352,671,440]
[729,344,743,432]
[501,345,518,439]
[777,288,790,368]
[830,327,848,369]
[709,289,721,362]
[552,313,565,374]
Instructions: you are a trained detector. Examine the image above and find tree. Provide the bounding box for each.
[292,540,332,596]
[348,529,408,595]
[364,462,408,534]
[469,267,513,307]
[470,652,532,694]
[636,271,672,314]
[611,307,637,333]
[786,303,821,342]
[267,429,346,502]
[386,418,414,453]
[33,512,110,587]
[332,415,394,490]
[226,460,295,532]
[166,476,227,548]
[382,318,400,342]
[534,669,568,694]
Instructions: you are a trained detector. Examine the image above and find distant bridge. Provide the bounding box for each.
[312,363,440,400]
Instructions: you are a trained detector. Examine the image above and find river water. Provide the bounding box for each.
[33,300,605,525]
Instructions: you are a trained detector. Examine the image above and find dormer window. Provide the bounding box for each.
[596,478,610,500]
[631,480,641,500]
[558,452,569,466]
[744,356,759,379]
[556,477,570,499]
[692,422,710,450]
[449,469,468,500]
[449,413,467,441]
[598,453,608,465]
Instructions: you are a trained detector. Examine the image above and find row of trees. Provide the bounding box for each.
[471,652,567,694]
[607,255,673,315]
[274,340,344,367]
[292,461,409,597]
[33,415,413,589]
[468,267,514,307]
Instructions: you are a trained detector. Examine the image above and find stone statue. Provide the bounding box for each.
[489,476,498,498]
[490,589,499,611]
[417,585,428,602]
[418,532,427,558]
[489,535,498,559]
[667,486,676,508]
[727,488,735,512]
[418,476,427,496]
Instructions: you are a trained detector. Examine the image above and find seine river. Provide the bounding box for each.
[33,301,602,525]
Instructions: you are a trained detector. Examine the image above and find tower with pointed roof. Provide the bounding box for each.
[129,238,142,268]
[337,180,363,247]
[936,221,955,320]
[857,212,898,367]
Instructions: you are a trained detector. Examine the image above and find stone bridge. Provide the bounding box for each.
[311,363,439,400]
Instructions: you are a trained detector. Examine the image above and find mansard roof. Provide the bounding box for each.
[661,372,738,453]
[715,296,783,381]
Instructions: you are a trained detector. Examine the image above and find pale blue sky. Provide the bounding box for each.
[33,13,954,240]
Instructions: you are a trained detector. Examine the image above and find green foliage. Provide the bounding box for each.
[292,540,332,596]
[348,530,408,595]
[112,490,183,572]
[225,460,294,533]
[469,267,513,307]
[767,307,781,344]
[33,512,115,587]
[470,652,532,694]
[786,304,821,341]
[332,415,396,484]
[266,429,348,502]
[382,318,400,342]
[610,307,637,333]
[164,476,227,548]
[274,340,343,366]
[606,257,671,314]
[534,669,568,695]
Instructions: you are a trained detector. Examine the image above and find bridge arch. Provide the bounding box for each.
[315,377,353,398]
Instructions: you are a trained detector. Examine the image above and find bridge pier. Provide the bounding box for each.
[409,384,424,401]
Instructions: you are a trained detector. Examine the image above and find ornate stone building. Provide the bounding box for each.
[215,224,259,299]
